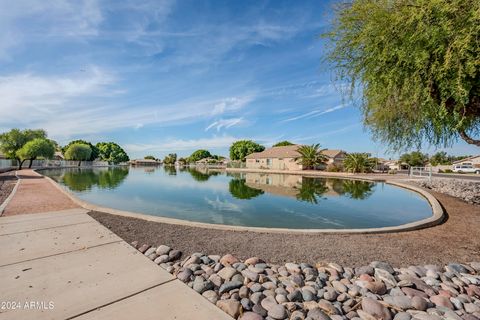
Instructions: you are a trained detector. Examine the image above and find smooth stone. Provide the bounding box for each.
[168,249,182,260]
[307,308,332,320]
[216,299,241,318]
[240,311,264,320]
[288,289,303,302]
[218,266,238,280]
[241,298,253,311]
[356,266,375,276]
[447,263,470,274]
[183,255,201,267]
[251,283,263,292]
[430,295,454,309]
[383,295,412,309]
[219,280,243,294]
[332,280,348,293]
[155,245,171,255]
[251,292,265,305]
[176,268,193,282]
[411,296,428,311]
[239,286,249,298]
[365,281,387,295]
[193,279,213,294]
[208,273,223,287]
[245,257,261,265]
[393,312,411,320]
[252,304,268,317]
[261,296,278,311]
[302,288,316,301]
[137,244,150,253]
[202,290,218,304]
[285,263,301,273]
[275,294,287,304]
[144,247,156,257]
[220,254,239,266]
[291,310,306,320]
[361,297,392,320]
[370,261,395,274]
[154,254,170,264]
[232,274,245,283]
[268,304,287,320]
[374,268,397,287]
[465,303,480,314]
[402,287,429,299]
[243,269,260,282]
[318,300,337,315]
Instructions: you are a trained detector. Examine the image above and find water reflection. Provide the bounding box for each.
[56,167,129,191]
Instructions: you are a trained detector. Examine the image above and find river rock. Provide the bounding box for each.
[218,266,238,280]
[154,255,170,264]
[365,281,387,295]
[168,249,182,261]
[370,261,395,274]
[155,245,171,256]
[220,254,239,266]
[202,290,218,304]
[261,296,277,311]
[430,295,454,309]
[242,269,259,282]
[216,299,241,318]
[268,304,287,319]
[307,308,332,320]
[219,280,243,294]
[361,297,392,320]
[176,268,193,282]
[240,311,263,320]
[411,296,428,311]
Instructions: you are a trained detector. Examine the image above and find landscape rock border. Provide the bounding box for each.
[41,170,445,234]
[132,242,480,320]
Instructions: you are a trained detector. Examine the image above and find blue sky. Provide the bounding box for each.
[1,0,477,159]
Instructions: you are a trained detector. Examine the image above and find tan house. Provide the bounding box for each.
[453,155,480,168]
[245,145,347,171]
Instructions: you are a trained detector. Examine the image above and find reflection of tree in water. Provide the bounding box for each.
[61,167,129,192]
[295,177,329,204]
[326,178,374,200]
[229,178,264,200]
[188,168,221,182]
[163,165,177,175]
[341,180,374,199]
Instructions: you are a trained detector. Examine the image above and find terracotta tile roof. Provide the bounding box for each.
[246,145,346,160]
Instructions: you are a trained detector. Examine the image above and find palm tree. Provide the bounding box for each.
[295,144,329,170]
[343,153,376,173]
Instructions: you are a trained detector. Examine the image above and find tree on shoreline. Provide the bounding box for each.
[16,138,55,168]
[0,129,49,169]
[399,151,428,167]
[324,0,480,149]
[62,140,99,161]
[64,143,92,166]
[230,140,265,161]
[96,142,129,164]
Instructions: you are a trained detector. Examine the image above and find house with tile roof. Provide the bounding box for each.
[245,145,347,171]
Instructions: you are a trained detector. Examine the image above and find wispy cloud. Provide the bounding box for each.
[280,104,349,123]
[205,118,245,132]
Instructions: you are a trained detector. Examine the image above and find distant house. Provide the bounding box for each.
[245,145,347,171]
[453,155,480,168]
[130,159,159,166]
[53,151,64,160]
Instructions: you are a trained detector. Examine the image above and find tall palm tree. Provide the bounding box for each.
[343,153,376,173]
[295,144,329,170]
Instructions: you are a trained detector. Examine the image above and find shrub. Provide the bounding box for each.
[326,163,342,172]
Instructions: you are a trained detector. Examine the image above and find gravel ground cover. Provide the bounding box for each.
[415,179,480,205]
[132,242,480,320]
[0,171,17,208]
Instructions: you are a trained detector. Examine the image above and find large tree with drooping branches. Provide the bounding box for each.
[324,0,480,149]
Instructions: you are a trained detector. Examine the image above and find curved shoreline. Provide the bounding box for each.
[40,169,444,234]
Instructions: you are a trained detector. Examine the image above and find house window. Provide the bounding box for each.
[266,158,272,166]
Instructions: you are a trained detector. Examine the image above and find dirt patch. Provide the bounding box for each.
[0,171,17,207]
[89,186,480,268]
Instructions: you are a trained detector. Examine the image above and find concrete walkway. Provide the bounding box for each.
[0,170,232,320]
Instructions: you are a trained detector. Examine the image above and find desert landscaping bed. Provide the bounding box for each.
[0,171,17,208]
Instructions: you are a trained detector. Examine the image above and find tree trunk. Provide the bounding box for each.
[458,129,480,147]
[78,160,81,167]
[18,159,25,170]
[28,159,33,168]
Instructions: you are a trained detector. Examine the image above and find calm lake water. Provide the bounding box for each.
[42,166,433,229]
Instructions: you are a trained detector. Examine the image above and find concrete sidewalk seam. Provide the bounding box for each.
[0,239,123,268]
[0,220,96,236]
[66,278,177,320]
[0,212,86,225]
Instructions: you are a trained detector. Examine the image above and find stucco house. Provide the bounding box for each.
[453,155,480,168]
[245,145,347,171]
